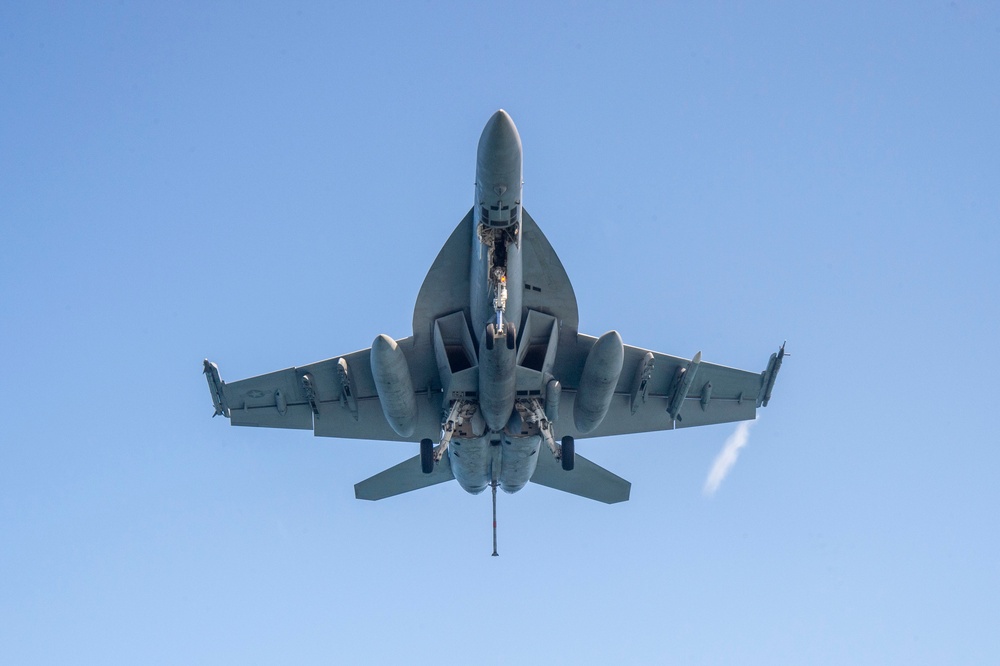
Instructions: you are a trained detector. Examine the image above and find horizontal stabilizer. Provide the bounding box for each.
[530,451,631,504]
[354,454,455,501]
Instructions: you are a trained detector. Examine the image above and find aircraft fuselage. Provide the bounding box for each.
[447,110,538,496]
[471,109,524,336]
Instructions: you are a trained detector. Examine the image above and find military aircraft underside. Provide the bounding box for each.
[204,110,784,554]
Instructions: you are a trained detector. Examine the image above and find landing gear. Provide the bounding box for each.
[484,322,516,352]
[434,400,472,465]
[561,435,575,471]
[420,438,434,474]
[524,399,572,471]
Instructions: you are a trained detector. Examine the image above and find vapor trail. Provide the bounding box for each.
[703,420,755,496]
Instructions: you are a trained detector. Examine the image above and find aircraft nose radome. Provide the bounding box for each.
[479,109,521,149]
[478,109,522,164]
[485,109,517,136]
[488,109,514,131]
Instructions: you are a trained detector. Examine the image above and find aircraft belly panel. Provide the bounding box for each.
[448,436,492,495]
[448,434,541,495]
[499,435,541,493]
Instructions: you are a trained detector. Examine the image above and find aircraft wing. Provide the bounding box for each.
[520,209,579,331]
[550,336,782,440]
[205,207,481,445]
[204,338,443,442]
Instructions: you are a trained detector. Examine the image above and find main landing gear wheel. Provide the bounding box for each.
[505,323,516,350]
[561,435,575,471]
[420,438,434,474]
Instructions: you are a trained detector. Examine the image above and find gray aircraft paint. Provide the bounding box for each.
[204,110,784,509]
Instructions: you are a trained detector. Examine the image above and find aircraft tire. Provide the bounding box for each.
[485,323,496,351]
[506,324,516,350]
[561,435,575,471]
[420,438,434,474]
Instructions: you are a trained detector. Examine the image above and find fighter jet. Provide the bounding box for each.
[205,110,784,550]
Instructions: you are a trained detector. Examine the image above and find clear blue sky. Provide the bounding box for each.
[3,2,999,664]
